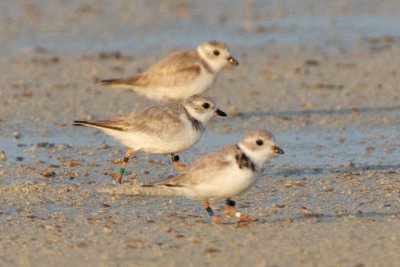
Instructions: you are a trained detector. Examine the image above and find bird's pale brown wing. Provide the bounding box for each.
[74,103,187,137]
[118,51,202,88]
[186,145,238,174]
[145,145,238,187]
[72,118,131,131]
[123,103,187,137]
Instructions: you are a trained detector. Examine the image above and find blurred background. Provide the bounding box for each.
[2,0,400,55]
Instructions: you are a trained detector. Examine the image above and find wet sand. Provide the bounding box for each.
[1,1,400,266]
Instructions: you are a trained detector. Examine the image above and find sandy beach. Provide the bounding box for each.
[0,1,400,266]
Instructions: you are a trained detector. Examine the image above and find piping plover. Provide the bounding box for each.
[142,130,284,224]
[101,41,239,101]
[73,94,227,184]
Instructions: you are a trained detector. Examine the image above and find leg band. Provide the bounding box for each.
[119,167,125,174]
[226,199,236,207]
[206,207,214,217]
[171,154,180,162]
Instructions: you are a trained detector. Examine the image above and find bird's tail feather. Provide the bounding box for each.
[72,120,91,127]
[141,175,184,188]
[101,79,121,85]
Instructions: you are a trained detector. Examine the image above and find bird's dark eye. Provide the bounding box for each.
[213,50,220,56]
[256,140,263,146]
[202,103,210,109]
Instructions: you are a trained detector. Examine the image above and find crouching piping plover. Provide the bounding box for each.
[142,130,284,224]
[73,94,227,184]
[101,41,239,101]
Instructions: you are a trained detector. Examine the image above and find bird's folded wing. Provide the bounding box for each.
[122,51,202,88]
[123,104,187,136]
[146,145,237,187]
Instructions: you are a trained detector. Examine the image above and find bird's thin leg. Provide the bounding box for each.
[224,198,256,222]
[171,153,184,171]
[202,200,220,224]
[113,148,135,184]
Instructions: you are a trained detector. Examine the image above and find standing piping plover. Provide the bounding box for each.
[73,94,227,184]
[143,130,284,224]
[101,41,239,101]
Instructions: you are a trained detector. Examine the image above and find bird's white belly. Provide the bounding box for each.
[101,119,201,154]
[183,167,258,200]
[133,70,215,101]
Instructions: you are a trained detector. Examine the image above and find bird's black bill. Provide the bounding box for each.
[215,109,227,117]
[272,145,284,154]
[227,56,239,65]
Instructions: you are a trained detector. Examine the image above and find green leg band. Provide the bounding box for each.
[119,167,125,174]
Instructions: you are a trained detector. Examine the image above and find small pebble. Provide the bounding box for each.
[13,131,21,139]
[0,151,6,161]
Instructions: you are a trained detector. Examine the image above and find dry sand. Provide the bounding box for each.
[1,1,400,266]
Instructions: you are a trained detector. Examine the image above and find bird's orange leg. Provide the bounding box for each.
[171,154,185,171]
[202,200,220,224]
[224,199,257,222]
[113,148,135,184]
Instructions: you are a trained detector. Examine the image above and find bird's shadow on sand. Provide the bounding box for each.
[184,210,400,227]
[237,105,400,118]
[255,210,400,225]
[272,163,399,177]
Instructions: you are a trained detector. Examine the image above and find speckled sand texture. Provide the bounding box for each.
[0,1,400,266]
